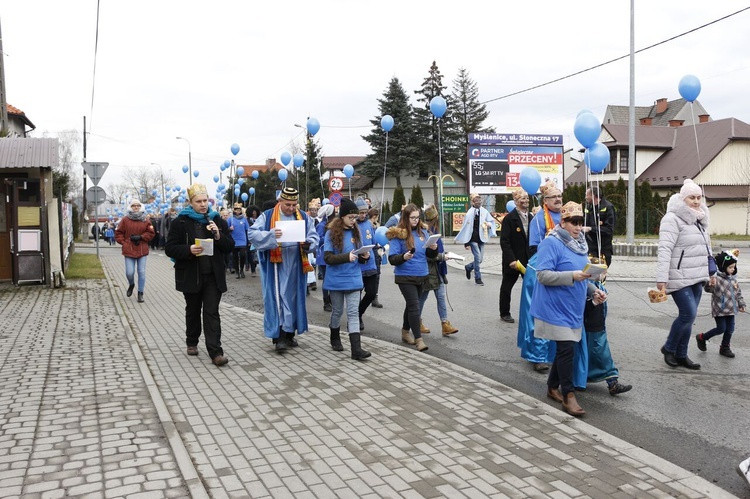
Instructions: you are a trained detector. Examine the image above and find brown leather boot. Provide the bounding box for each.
[441,320,458,336]
[420,320,430,334]
[415,337,428,352]
[562,392,585,417]
[401,329,416,345]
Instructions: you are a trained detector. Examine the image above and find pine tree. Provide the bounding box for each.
[361,77,419,189]
[450,68,494,174]
[410,184,424,208]
[297,135,325,208]
[392,186,406,212]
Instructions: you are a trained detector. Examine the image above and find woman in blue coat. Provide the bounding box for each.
[323,198,371,360]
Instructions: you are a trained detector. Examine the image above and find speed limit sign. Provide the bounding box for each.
[328,176,344,192]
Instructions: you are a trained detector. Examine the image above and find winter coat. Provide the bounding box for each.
[164,213,234,293]
[500,208,532,268]
[115,216,155,258]
[706,272,745,317]
[656,194,712,294]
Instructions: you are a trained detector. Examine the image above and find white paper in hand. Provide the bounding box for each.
[353,244,375,256]
[425,234,441,246]
[444,251,465,261]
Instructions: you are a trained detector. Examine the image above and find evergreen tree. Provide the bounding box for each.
[450,68,494,174]
[392,186,406,212]
[410,184,424,208]
[297,135,325,208]
[361,77,419,188]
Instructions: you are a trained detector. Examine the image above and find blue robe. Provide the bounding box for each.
[248,208,319,338]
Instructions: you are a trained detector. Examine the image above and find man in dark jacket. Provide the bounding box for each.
[165,184,235,366]
[584,186,616,267]
[499,190,532,323]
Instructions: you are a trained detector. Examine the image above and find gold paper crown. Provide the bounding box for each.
[279,187,299,201]
[539,181,560,197]
[233,202,243,209]
[560,201,583,219]
[730,248,740,258]
[512,189,528,202]
[187,183,208,200]
[308,198,321,209]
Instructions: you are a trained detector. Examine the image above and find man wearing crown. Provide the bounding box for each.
[249,188,320,352]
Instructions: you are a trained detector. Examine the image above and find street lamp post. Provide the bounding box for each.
[151,163,166,202]
[428,173,455,236]
[175,136,192,185]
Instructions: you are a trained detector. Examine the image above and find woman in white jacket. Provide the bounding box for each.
[656,179,716,370]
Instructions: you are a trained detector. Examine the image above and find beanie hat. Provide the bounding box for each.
[339,198,359,218]
[129,198,143,210]
[715,250,738,275]
[680,179,702,198]
[355,198,369,211]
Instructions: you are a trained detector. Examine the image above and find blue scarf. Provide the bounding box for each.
[178,205,220,224]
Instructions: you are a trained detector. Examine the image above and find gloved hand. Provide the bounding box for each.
[301,241,311,251]
[130,235,142,243]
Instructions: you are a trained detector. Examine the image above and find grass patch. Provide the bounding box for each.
[66,252,105,279]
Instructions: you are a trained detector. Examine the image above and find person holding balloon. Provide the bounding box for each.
[583,186,616,268]
[323,198,371,360]
[387,204,438,352]
[499,189,533,323]
[248,187,319,353]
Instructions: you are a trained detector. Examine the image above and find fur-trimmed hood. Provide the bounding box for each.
[386,227,407,240]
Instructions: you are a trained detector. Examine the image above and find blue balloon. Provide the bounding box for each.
[223,160,231,169]
[241,193,248,202]
[374,226,389,247]
[249,187,255,195]
[234,183,240,189]
[280,151,292,166]
[178,196,185,203]
[322,198,330,205]
[193,170,199,177]
[218,183,225,191]
[519,167,542,195]
[584,142,611,173]
[343,164,354,178]
[234,190,240,198]
[174,185,180,191]
[429,96,447,118]
[506,200,516,213]
[182,165,189,173]
[576,109,593,119]
[307,117,320,136]
[574,112,601,148]
[165,185,170,191]
[251,170,259,179]
[381,115,394,132]
[151,189,158,196]
[140,188,145,193]
[236,166,245,176]
[231,143,240,156]
[678,74,701,103]
[213,175,219,183]
[238,178,244,185]
[278,169,288,181]
[293,153,304,168]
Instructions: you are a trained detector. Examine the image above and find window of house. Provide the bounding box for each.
[619,149,629,173]
[604,150,617,174]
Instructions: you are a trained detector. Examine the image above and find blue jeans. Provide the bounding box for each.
[329,290,360,333]
[664,282,703,358]
[124,256,147,292]
[703,315,735,347]
[465,242,485,280]
[419,281,448,322]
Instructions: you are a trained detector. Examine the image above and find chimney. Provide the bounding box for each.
[655,98,668,114]
[640,117,653,126]
[668,119,684,127]
[699,114,710,123]
[266,158,275,168]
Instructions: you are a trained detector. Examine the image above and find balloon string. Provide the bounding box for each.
[380,133,389,226]
[689,102,705,197]
[437,120,443,236]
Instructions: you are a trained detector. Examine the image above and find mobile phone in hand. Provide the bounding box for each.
[409,248,415,254]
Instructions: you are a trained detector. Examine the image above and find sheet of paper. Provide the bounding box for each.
[425,234,441,246]
[583,263,607,277]
[444,251,465,261]
[275,220,306,243]
[353,244,375,256]
[195,238,214,256]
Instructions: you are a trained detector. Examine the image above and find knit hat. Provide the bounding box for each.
[512,189,528,202]
[339,198,359,217]
[278,187,299,201]
[128,198,143,210]
[680,179,702,198]
[715,250,738,275]
[424,204,439,221]
[355,198,369,212]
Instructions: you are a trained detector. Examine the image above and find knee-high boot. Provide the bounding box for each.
[330,327,344,352]
[350,333,371,360]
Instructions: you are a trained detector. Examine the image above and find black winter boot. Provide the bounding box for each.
[323,296,332,312]
[350,333,371,360]
[330,327,344,352]
[720,345,735,358]
[287,332,298,348]
[275,331,288,352]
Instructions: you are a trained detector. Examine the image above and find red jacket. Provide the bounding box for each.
[115,216,155,258]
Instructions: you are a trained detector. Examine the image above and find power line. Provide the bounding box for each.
[88,0,101,132]
[481,6,750,105]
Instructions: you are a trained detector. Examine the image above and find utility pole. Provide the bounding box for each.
[82,116,89,242]
[0,20,8,135]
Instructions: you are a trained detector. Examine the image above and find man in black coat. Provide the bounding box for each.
[165,184,235,366]
[584,186,616,267]
[499,190,532,323]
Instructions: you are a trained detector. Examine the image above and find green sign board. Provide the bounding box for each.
[442,194,470,212]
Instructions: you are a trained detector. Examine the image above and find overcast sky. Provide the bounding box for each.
[3,1,749,189]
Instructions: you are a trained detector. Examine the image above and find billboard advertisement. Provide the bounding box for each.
[467,134,564,195]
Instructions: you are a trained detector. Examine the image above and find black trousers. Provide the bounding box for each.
[233,247,246,273]
[499,268,522,316]
[398,282,425,339]
[184,272,224,359]
[548,340,576,396]
[359,274,380,316]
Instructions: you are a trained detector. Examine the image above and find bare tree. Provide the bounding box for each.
[121,166,163,202]
[43,128,82,200]
[105,182,131,205]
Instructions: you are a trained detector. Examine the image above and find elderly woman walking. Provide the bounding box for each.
[656,179,715,370]
[115,199,155,303]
